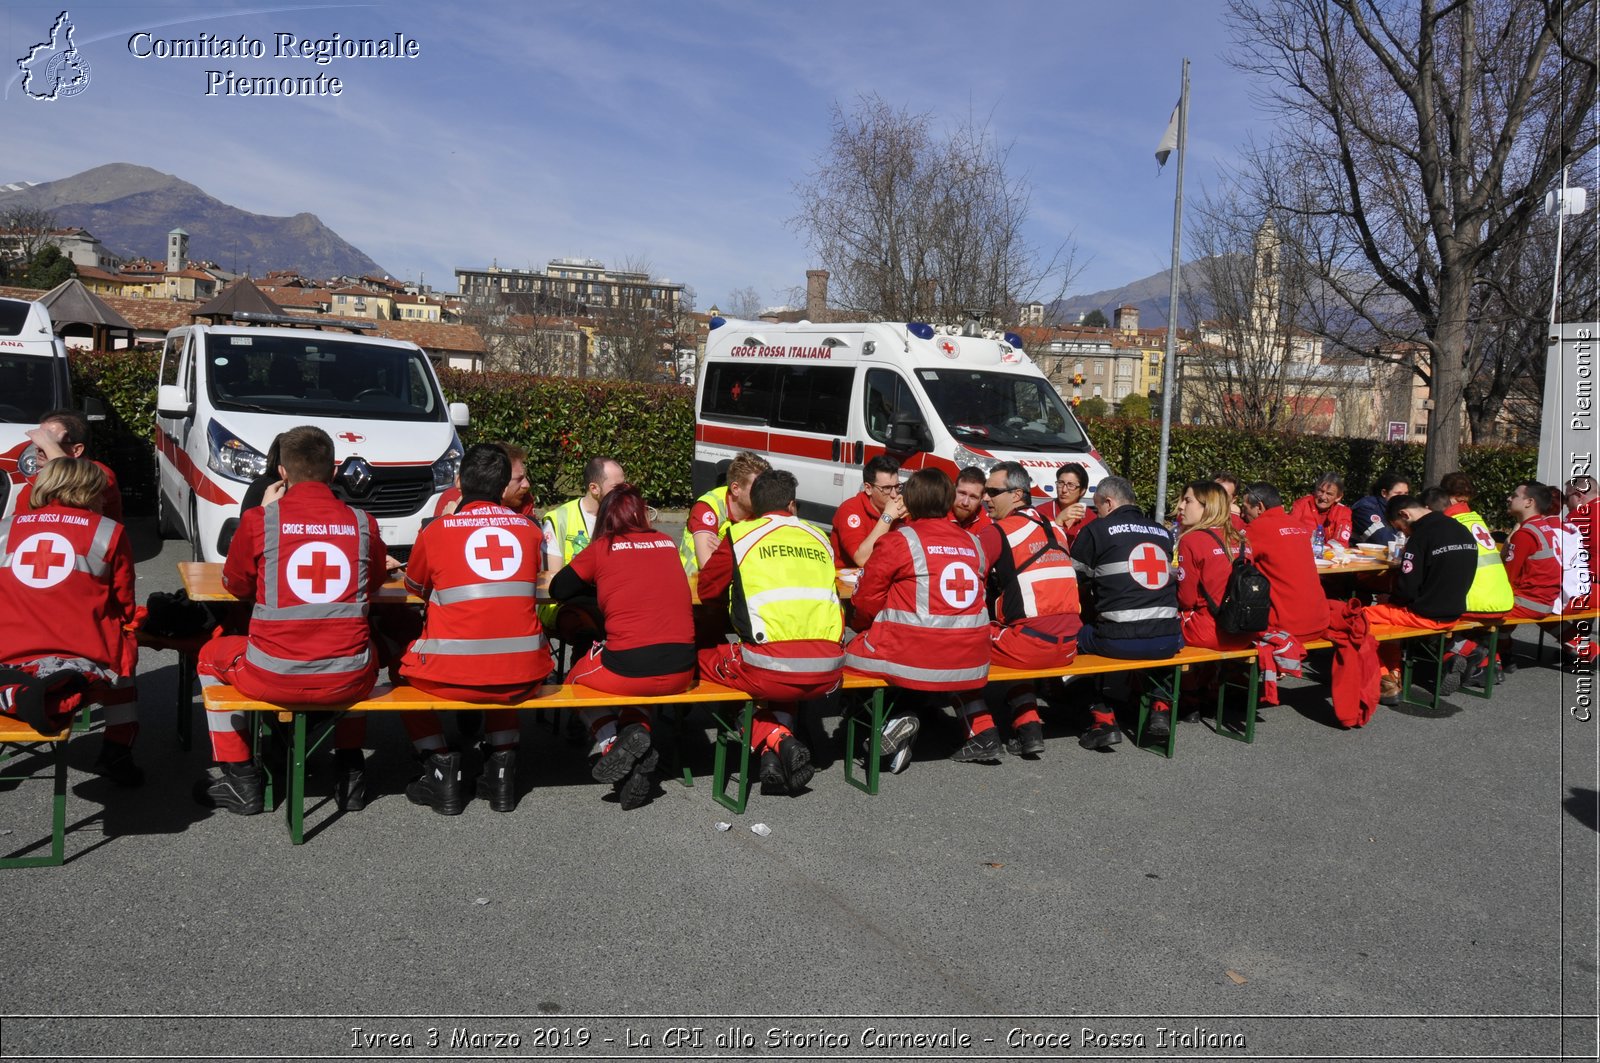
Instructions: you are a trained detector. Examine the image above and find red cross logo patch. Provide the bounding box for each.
[1470,522,1495,551]
[9,532,74,590]
[937,338,961,359]
[1128,543,1171,590]
[465,526,522,581]
[285,542,352,603]
[939,561,981,609]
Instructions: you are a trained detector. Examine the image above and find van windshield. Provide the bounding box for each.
[205,333,445,421]
[916,368,1089,452]
[0,354,60,423]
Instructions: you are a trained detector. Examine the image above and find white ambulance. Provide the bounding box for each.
[693,316,1108,521]
[0,296,95,520]
[154,314,468,561]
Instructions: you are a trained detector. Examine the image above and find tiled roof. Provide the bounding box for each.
[371,319,486,354]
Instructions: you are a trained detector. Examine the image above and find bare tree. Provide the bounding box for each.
[790,94,1080,323]
[0,206,59,279]
[725,286,764,319]
[459,294,583,376]
[1227,0,1597,479]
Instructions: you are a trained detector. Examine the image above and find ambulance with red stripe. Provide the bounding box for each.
[155,315,468,562]
[694,317,1108,521]
[0,296,88,519]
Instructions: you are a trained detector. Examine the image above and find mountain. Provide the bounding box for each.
[1054,265,1213,329]
[0,163,387,278]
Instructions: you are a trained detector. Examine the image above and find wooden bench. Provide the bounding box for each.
[202,679,792,842]
[0,714,74,869]
[839,644,1261,796]
[1470,607,1600,699]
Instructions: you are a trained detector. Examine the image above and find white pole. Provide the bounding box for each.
[1154,59,1189,523]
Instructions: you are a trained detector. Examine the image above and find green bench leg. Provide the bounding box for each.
[1400,632,1449,711]
[1462,627,1498,700]
[711,701,754,814]
[0,732,70,869]
[1212,657,1260,744]
[842,688,886,795]
[176,652,195,751]
[1134,664,1181,758]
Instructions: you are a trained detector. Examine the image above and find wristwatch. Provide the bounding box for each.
[880,513,893,524]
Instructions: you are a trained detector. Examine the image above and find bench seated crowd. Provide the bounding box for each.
[1,411,1597,853]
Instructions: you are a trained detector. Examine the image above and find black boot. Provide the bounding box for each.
[193,762,264,815]
[92,739,145,787]
[406,751,463,815]
[475,748,517,813]
[334,748,368,812]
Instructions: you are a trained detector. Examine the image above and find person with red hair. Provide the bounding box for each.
[549,483,694,809]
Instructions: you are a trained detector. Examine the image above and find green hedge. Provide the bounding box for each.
[438,369,694,507]
[1082,415,1537,528]
[65,351,697,513]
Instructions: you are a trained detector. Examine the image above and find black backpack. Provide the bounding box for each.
[1196,530,1273,635]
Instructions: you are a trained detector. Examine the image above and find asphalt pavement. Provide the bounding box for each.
[0,516,1595,1062]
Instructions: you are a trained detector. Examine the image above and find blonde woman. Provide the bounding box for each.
[1175,480,1249,651]
[0,458,141,781]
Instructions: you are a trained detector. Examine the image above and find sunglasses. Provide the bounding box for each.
[983,486,1021,498]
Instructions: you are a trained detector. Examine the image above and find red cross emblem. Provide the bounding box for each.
[337,431,366,443]
[730,381,742,402]
[938,561,981,609]
[465,526,522,581]
[1128,543,1170,590]
[937,338,961,359]
[10,533,74,589]
[1470,522,1495,551]
[285,541,351,603]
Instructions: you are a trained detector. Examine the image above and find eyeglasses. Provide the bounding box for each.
[870,481,902,494]
[983,486,1021,498]
[1056,481,1084,494]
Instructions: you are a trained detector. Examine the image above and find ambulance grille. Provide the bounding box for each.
[332,466,433,518]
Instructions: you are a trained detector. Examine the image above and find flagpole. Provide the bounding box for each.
[1153,58,1189,524]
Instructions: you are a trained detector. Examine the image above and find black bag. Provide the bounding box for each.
[1196,530,1273,635]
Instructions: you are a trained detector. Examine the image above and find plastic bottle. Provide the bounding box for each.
[1311,525,1325,559]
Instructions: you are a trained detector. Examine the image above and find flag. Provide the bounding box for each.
[1155,100,1180,170]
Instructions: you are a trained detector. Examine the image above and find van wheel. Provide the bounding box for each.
[155,476,181,539]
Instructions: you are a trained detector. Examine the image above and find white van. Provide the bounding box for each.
[0,297,90,520]
[155,316,468,561]
[694,317,1108,522]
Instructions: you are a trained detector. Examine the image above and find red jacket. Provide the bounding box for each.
[562,530,695,676]
[1036,500,1098,550]
[1326,598,1380,728]
[400,500,553,688]
[1289,495,1352,548]
[0,503,136,674]
[1505,515,1564,614]
[223,481,388,703]
[1175,527,1248,650]
[847,517,992,690]
[979,508,1080,629]
[831,491,894,568]
[1244,506,1329,640]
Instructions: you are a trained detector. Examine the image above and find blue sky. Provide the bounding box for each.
[2,0,1267,309]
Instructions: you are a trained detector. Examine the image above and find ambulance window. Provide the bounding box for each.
[702,363,774,423]
[159,336,183,387]
[0,300,31,335]
[773,366,851,436]
[864,369,922,444]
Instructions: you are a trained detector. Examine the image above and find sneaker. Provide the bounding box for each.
[193,762,264,815]
[591,723,652,784]
[476,748,517,813]
[776,734,814,794]
[92,739,145,788]
[1144,701,1173,740]
[1463,646,1493,688]
[950,727,1004,764]
[334,748,367,812]
[1438,653,1467,696]
[880,713,920,775]
[1078,721,1123,750]
[1013,720,1046,757]
[406,751,464,815]
[1379,672,1401,706]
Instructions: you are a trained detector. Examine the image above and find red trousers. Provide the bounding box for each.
[398,677,541,751]
[567,644,694,697]
[698,644,840,752]
[1364,604,1456,671]
[198,636,367,762]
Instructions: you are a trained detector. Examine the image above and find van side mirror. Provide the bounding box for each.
[82,396,107,423]
[157,384,192,418]
[448,402,470,427]
[888,416,930,454]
